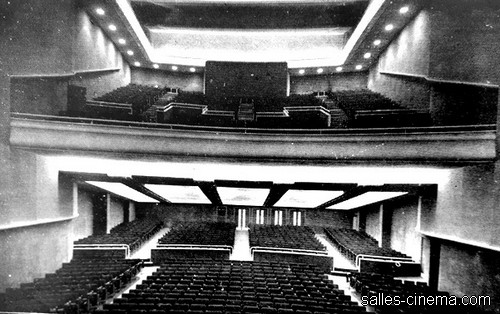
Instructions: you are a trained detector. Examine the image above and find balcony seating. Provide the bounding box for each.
[328,89,432,128]
[152,222,236,262]
[0,258,143,314]
[96,259,366,314]
[249,226,332,272]
[74,218,163,258]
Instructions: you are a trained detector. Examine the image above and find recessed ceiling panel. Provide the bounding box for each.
[328,191,407,210]
[145,184,211,204]
[217,187,270,206]
[275,189,344,208]
[86,181,159,203]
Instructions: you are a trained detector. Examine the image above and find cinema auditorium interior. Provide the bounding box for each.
[1,0,500,313]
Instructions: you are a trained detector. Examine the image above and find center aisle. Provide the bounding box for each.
[230,228,253,261]
[129,227,170,260]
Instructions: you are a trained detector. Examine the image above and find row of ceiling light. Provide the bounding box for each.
[95,7,197,73]
[96,4,410,75]
[297,5,411,76]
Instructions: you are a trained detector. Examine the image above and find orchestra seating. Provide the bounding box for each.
[324,228,420,276]
[152,222,236,262]
[249,225,325,251]
[74,218,163,258]
[249,226,332,272]
[328,89,432,128]
[349,272,492,314]
[96,259,367,314]
[0,258,143,314]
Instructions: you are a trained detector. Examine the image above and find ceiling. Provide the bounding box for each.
[82,0,423,74]
[58,155,442,210]
[81,172,431,209]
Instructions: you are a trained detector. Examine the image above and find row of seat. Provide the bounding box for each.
[249,225,326,252]
[324,228,410,263]
[95,259,367,314]
[349,272,492,314]
[75,218,163,253]
[158,221,236,246]
[0,258,143,314]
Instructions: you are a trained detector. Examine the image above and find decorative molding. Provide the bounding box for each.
[420,230,500,253]
[9,114,497,163]
[380,71,499,89]
[8,68,121,79]
[74,68,121,75]
[0,215,79,231]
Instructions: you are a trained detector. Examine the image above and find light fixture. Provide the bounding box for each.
[189,67,196,72]
[336,67,343,72]
[127,50,134,56]
[298,69,305,75]
[364,52,372,59]
[108,24,117,31]
[385,24,394,31]
[118,38,126,45]
[153,64,159,69]
[327,192,408,210]
[172,65,178,71]
[96,8,105,15]
[399,6,409,14]
[134,61,141,67]
[373,39,381,46]
[317,68,323,74]
[356,65,363,70]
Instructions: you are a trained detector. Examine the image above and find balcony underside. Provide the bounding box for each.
[9,114,496,164]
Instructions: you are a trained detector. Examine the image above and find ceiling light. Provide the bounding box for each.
[364,52,372,59]
[127,50,134,56]
[327,192,407,210]
[217,187,270,206]
[134,61,141,67]
[86,181,159,203]
[373,39,381,46]
[118,38,126,45]
[317,68,323,74]
[96,8,105,15]
[275,190,344,208]
[356,65,363,70]
[108,24,117,31]
[189,67,196,72]
[336,67,343,72]
[172,65,178,71]
[399,6,409,14]
[298,69,305,75]
[153,64,159,69]
[145,184,211,204]
[385,24,394,31]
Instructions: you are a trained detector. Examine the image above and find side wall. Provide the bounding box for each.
[0,0,130,292]
[368,3,499,124]
[367,10,431,111]
[290,72,367,94]
[131,68,204,92]
[438,240,500,311]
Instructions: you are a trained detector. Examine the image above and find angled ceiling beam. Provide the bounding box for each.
[121,178,171,203]
[197,181,223,206]
[315,185,367,209]
[263,184,292,207]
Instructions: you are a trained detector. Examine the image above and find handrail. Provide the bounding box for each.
[73,244,130,257]
[355,253,413,267]
[250,246,328,256]
[10,112,496,135]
